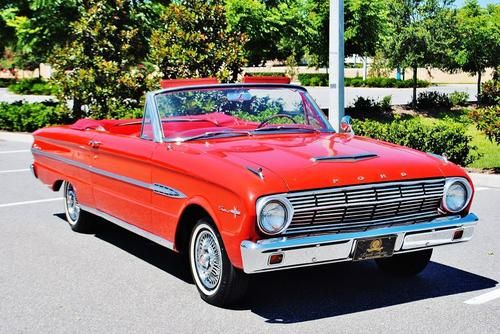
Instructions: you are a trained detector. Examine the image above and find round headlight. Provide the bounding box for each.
[442,178,472,213]
[257,197,293,235]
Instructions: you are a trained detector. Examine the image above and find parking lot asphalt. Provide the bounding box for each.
[0,136,499,334]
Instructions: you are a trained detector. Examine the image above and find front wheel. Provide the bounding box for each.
[63,181,95,233]
[189,219,248,306]
[375,249,433,276]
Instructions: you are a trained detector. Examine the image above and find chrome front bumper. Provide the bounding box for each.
[240,213,478,274]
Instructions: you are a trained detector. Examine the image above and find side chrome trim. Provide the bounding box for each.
[80,204,174,250]
[32,148,185,198]
[240,213,478,273]
[152,183,187,198]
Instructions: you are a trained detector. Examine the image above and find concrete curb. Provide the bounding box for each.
[0,131,33,143]
[468,172,500,189]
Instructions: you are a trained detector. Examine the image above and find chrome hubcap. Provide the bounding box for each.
[194,230,222,290]
[66,184,80,222]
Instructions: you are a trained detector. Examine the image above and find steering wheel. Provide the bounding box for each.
[257,114,297,128]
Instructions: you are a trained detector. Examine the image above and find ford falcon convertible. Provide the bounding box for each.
[31,78,478,306]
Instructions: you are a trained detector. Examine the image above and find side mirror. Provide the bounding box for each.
[340,115,354,134]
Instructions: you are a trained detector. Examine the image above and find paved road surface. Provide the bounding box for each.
[0,136,498,333]
[0,88,55,104]
[307,84,477,109]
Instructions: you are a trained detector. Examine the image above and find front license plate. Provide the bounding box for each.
[353,235,397,261]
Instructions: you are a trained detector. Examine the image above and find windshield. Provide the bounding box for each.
[154,86,333,141]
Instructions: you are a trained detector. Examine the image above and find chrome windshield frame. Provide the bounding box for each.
[150,83,335,142]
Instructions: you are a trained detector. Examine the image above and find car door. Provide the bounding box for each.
[90,132,155,229]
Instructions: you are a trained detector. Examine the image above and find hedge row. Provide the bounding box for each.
[0,78,14,88]
[297,74,430,88]
[353,117,477,166]
[244,72,287,77]
[0,101,72,132]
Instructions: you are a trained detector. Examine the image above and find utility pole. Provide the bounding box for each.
[328,0,345,130]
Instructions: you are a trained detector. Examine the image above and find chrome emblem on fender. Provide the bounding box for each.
[332,178,339,184]
[219,206,241,218]
[357,176,365,181]
[401,172,407,177]
[380,174,387,179]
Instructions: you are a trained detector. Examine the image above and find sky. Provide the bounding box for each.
[454,0,498,6]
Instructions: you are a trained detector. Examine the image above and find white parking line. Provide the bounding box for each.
[464,288,500,305]
[0,149,30,154]
[0,198,63,208]
[0,169,30,174]
[475,187,489,191]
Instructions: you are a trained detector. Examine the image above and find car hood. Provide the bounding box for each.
[191,133,451,192]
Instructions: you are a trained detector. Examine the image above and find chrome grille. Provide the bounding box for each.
[286,179,445,234]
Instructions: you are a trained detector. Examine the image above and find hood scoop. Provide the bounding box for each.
[311,153,378,162]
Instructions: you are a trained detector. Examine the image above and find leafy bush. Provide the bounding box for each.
[353,117,478,166]
[0,102,72,132]
[416,91,452,109]
[469,106,500,144]
[349,95,392,114]
[478,80,499,106]
[297,74,430,88]
[297,73,329,86]
[448,91,469,107]
[0,78,14,88]
[7,78,59,95]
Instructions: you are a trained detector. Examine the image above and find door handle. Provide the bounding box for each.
[88,140,101,149]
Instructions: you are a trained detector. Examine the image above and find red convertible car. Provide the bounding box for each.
[31,79,478,306]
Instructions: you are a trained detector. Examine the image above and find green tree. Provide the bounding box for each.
[149,0,247,81]
[51,0,151,119]
[0,0,81,69]
[383,0,456,107]
[344,0,388,79]
[295,0,389,69]
[448,1,500,95]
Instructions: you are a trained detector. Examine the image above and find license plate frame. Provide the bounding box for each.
[353,235,397,261]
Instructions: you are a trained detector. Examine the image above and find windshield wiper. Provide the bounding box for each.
[167,130,251,143]
[252,126,319,133]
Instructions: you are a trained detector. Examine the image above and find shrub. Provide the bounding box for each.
[7,78,58,95]
[0,102,72,132]
[354,117,477,166]
[478,80,499,106]
[300,75,430,88]
[349,95,392,115]
[469,106,500,144]
[416,91,452,109]
[448,91,469,107]
[0,78,14,88]
[380,95,392,111]
[298,73,328,86]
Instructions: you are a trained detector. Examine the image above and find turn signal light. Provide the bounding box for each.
[268,253,283,265]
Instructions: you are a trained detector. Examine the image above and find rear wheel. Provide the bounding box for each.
[375,249,433,276]
[189,218,248,306]
[63,181,95,233]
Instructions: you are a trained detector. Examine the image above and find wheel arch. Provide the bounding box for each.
[52,179,64,191]
[174,202,217,254]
